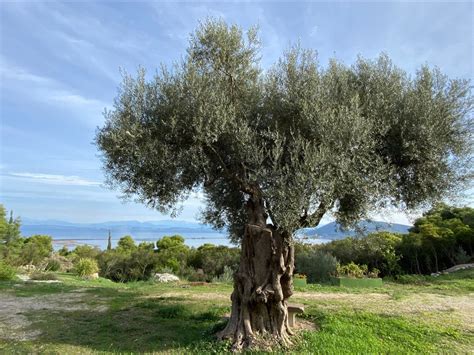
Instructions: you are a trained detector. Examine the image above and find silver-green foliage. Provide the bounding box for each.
[96,19,473,242]
[75,258,99,277]
[295,249,338,283]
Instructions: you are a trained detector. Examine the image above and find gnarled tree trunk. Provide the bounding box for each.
[218,198,295,350]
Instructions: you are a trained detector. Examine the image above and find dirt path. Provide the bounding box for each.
[1,286,472,342]
[0,290,107,341]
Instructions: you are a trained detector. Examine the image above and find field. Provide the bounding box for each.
[0,270,473,354]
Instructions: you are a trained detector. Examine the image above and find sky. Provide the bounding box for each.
[0,1,472,224]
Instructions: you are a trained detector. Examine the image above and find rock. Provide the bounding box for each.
[442,263,474,273]
[90,273,99,279]
[18,265,36,273]
[154,273,179,283]
[17,274,30,281]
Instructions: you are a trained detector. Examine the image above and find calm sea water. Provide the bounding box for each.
[51,232,233,250]
[21,226,330,250]
[53,236,330,251]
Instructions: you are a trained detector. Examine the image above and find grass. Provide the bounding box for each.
[0,270,472,353]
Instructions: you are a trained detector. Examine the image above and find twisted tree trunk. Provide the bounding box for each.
[218,198,295,350]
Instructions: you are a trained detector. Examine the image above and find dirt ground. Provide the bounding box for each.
[1,285,472,342]
[0,289,108,341]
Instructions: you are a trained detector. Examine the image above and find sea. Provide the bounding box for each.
[49,232,234,250]
[21,226,329,251]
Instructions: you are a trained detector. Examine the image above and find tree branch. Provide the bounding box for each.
[299,200,332,228]
[204,143,254,195]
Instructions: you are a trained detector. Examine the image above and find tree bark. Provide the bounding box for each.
[218,197,295,350]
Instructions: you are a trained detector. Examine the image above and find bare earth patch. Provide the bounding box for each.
[0,291,108,341]
[293,291,474,332]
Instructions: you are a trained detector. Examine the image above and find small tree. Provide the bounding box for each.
[0,206,23,261]
[107,230,112,251]
[20,235,52,266]
[96,20,472,349]
[116,235,136,253]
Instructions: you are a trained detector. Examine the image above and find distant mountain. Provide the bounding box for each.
[20,218,411,244]
[299,220,411,240]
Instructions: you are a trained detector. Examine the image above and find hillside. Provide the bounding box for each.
[299,220,411,240]
[21,218,411,242]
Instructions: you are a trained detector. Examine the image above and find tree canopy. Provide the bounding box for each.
[96,20,472,242]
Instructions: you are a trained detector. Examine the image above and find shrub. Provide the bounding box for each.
[453,247,471,264]
[336,262,367,278]
[188,244,240,280]
[44,255,73,272]
[19,235,53,266]
[71,245,101,261]
[30,272,58,280]
[44,258,61,271]
[116,235,136,253]
[320,232,402,277]
[211,265,234,283]
[75,258,99,277]
[187,271,208,282]
[0,261,16,280]
[368,268,380,278]
[295,247,338,283]
[99,247,158,282]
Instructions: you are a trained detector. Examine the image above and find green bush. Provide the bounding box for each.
[19,235,53,266]
[211,265,234,283]
[45,258,61,271]
[368,268,380,278]
[44,255,73,272]
[99,245,158,282]
[187,271,208,282]
[336,262,368,278]
[188,244,240,281]
[320,232,402,277]
[295,247,338,283]
[71,245,101,261]
[0,261,16,280]
[75,258,99,277]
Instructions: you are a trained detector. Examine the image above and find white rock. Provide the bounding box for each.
[17,274,30,281]
[154,273,179,283]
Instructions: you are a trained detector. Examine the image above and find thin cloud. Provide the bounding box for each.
[1,61,109,126]
[0,61,53,84]
[8,172,101,187]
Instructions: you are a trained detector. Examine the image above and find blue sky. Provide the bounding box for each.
[0,1,472,224]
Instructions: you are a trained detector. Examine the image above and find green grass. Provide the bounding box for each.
[0,270,472,353]
[296,310,470,354]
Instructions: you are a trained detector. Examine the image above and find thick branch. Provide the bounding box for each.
[204,144,254,195]
[299,200,331,228]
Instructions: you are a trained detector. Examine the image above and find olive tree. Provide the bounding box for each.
[96,20,472,349]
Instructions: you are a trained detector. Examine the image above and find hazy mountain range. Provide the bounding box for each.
[21,218,411,241]
[298,221,411,240]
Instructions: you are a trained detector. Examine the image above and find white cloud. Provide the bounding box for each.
[49,92,105,108]
[0,62,53,84]
[0,60,109,126]
[8,172,101,187]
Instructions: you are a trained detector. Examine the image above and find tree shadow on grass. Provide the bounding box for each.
[24,294,230,353]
